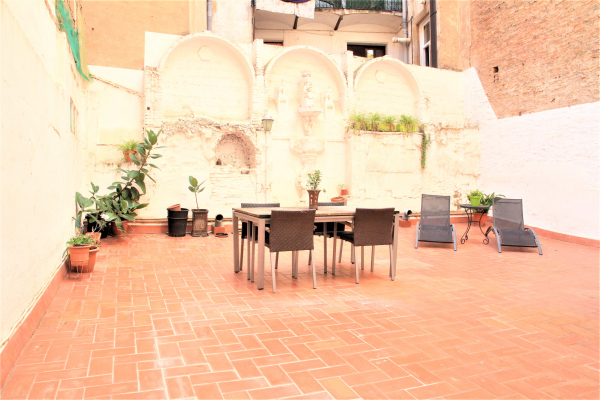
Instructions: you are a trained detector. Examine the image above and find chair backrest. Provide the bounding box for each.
[318,202,344,207]
[241,203,280,208]
[269,210,316,252]
[353,208,395,246]
[420,194,450,227]
[493,198,525,231]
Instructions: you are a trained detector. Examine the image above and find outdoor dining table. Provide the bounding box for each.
[232,206,400,290]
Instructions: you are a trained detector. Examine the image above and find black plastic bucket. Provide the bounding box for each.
[167,208,189,237]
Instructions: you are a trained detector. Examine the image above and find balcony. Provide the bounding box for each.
[316,0,402,12]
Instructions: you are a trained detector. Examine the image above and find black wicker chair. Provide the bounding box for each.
[240,203,280,281]
[484,198,542,255]
[415,194,457,251]
[337,208,395,284]
[308,202,348,273]
[265,210,317,292]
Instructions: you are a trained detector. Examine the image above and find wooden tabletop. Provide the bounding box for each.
[233,206,398,218]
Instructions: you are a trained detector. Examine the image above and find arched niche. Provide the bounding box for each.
[214,133,257,169]
[354,57,421,117]
[264,46,346,122]
[159,33,255,122]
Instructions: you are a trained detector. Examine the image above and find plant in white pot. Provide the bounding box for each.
[189,176,208,237]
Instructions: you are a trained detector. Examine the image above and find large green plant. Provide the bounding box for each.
[75,129,163,233]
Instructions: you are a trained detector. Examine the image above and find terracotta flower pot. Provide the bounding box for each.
[474,212,487,228]
[330,196,344,203]
[79,246,100,273]
[68,245,90,272]
[307,190,320,210]
[124,151,136,163]
[167,204,181,211]
[340,189,348,196]
[112,220,128,237]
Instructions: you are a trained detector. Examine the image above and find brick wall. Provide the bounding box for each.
[470,0,599,118]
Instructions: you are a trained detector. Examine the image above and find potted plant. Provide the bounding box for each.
[467,189,483,206]
[338,184,348,196]
[66,234,97,274]
[188,176,208,237]
[75,129,164,237]
[478,192,505,227]
[306,170,326,209]
[118,139,140,163]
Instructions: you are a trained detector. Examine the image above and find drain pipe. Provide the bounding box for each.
[402,0,408,63]
[430,0,438,68]
[207,0,212,31]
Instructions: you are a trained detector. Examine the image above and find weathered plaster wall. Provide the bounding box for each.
[161,35,254,121]
[0,0,90,352]
[464,68,600,240]
[211,0,253,44]
[126,33,480,220]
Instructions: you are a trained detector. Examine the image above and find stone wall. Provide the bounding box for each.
[470,0,600,118]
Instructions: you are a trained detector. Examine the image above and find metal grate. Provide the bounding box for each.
[317,0,402,12]
[252,1,402,12]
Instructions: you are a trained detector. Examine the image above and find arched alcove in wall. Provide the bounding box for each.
[354,57,421,117]
[159,33,255,122]
[264,46,346,121]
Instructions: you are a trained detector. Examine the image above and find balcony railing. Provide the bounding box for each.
[251,1,402,13]
[316,0,402,12]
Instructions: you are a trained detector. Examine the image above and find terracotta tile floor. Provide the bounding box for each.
[2,224,599,399]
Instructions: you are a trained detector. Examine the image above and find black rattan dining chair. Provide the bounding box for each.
[308,202,347,273]
[415,194,457,251]
[241,202,280,282]
[337,208,395,284]
[265,210,317,292]
[484,198,542,255]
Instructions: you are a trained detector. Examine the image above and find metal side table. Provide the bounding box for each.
[459,204,490,244]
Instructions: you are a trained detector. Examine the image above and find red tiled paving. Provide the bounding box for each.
[1,224,598,399]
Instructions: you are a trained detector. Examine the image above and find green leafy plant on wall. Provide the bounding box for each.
[421,132,430,169]
[347,110,421,134]
[75,129,164,233]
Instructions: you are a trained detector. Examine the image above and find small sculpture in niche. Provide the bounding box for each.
[322,86,335,119]
[301,70,315,108]
[276,81,289,116]
[216,158,222,166]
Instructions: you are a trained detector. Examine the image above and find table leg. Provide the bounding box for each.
[332,224,337,275]
[323,235,328,274]
[460,209,472,244]
[477,212,487,235]
[257,219,266,290]
[391,213,399,281]
[233,214,239,273]
[249,222,254,281]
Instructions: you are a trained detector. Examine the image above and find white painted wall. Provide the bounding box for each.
[1,0,90,348]
[464,68,600,240]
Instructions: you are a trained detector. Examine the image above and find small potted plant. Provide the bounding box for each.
[189,176,208,237]
[467,189,483,206]
[118,139,140,163]
[66,234,97,274]
[338,184,348,196]
[478,192,505,227]
[306,170,326,210]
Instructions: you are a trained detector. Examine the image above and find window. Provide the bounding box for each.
[264,41,283,46]
[420,20,431,67]
[347,44,386,58]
